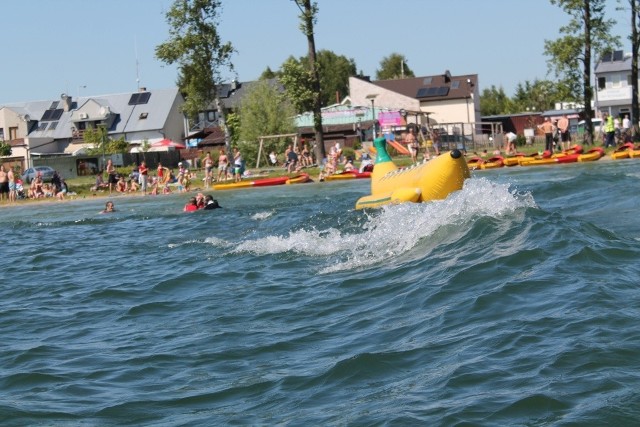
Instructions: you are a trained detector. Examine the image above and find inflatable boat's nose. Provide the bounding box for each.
[450,149,463,159]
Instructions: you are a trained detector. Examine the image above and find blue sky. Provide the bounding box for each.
[0,0,630,104]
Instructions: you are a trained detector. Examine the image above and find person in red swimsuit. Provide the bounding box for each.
[183,197,198,212]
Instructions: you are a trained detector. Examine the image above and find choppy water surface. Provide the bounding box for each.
[2,159,640,425]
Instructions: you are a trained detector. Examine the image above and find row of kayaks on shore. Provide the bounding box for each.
[467,145,610,169]
[212,172,313,190]
[212,170,371,190]
[213,142,640,191]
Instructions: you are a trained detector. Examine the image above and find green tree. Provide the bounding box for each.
[155,0,234,156]
[259,66,277,80]
[545,0,619,144]
[225,111,240,144]
[376,53,414,80]
[0,141,12,156]
[83,127,129,156]
[280,50,357,108]
[511,79,564,112]
[108,137,129,154]
[292,0,325,161]
[235,80,296,166]
[480,85,512,115]
[279,56,315,114]
[304,50,357,106]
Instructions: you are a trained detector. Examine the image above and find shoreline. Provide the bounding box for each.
[0,186,211,210]
[0,152,623,210]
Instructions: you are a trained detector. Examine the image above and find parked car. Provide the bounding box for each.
[21,166,56,183]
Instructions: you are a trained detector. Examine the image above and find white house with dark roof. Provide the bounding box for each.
[0,87,186,167]
[594,50,634,120]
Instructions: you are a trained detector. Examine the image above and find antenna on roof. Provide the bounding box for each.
[135,35,141,91]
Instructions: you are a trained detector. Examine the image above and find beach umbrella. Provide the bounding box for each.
[151,138,186,149]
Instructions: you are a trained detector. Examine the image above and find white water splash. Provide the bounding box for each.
[251,211,274,220]
[230,178,534,273]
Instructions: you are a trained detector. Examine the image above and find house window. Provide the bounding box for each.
[207,111,216,122]
[598,77,606,89]
[9,127,17,140]
[611,73,621,88]
[628,74,633,86]
[0,128,4,140]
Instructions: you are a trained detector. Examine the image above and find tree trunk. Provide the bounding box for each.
[214,96,233,165]
[583,0,594,145]
[302,0,326,163]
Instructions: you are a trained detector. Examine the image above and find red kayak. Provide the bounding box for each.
[213,175,289,190]
[324,170,371,181]
[252,176,290,187]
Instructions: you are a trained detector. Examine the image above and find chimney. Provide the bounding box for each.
[61,93,73,112]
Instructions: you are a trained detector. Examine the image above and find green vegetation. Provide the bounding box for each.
[0,141,12,156]
[376,53,414,80]
[545,0,620,145]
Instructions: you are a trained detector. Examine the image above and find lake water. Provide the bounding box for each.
[2,158,640,425]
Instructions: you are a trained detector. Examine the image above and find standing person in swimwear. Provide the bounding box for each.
[204,152,214,187]
[557,114,571,151]
[7,166,16,203]
[217,149,229,182]
[232,147,243,183]
[537,117,556,154]
[404,128,419,164]
[0,165,8,203]
[105,159,117,194]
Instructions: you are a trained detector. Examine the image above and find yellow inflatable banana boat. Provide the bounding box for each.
[355,136,470,210]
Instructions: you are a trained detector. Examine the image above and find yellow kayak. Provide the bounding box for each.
[578,147,605,162]
[610,143,634,159]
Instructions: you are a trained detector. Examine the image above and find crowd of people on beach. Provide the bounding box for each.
[0,165,74,204]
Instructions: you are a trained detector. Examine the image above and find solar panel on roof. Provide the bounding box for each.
[41,110,54,121]
[602,52,613,62]
[50,101,59,109]
[51,109,63,120]
[49,122,58,130]
[613,50,623,61]
[138,92,151,104]
[436,86,450,96]
[128,93,141,105]
[128,92,151,105]
[416,87,429,98]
